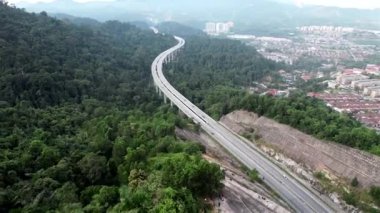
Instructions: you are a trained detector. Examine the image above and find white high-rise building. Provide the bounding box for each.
[216,23,225,33]
[204,21,234,35]
[205,22,216,34]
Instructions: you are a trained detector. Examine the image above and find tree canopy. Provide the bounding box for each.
[0,2,224,212]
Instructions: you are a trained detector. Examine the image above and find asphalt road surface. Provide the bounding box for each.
[151,36,336,213]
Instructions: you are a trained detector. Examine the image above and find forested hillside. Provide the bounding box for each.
[168,37,281,88]
[156,22,206,37]
[0,2,223,212]
[0,3,174,107]
[166,36,282,104]
[166,37,380,156]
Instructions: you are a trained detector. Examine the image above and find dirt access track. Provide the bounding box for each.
[220,110,380,187]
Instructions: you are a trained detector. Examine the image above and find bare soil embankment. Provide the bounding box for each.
[220,110,380,187]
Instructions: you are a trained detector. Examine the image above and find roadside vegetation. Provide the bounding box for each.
[314,172,380,212]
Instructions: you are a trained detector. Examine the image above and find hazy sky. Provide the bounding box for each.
[293,0,380,9]
[7,0,115,3]
[6,0,380,9]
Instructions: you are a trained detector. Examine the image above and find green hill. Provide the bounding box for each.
[0,2,223,212]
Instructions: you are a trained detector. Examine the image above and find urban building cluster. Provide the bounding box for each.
[278,69,325,85]
[247,79,291,97]
[204,21,234,35]
[336,65,380,99]
[297,26,354,36]
[248,32,372,64]
[227,34,256,40]
[261,52,294,65]
[354,113,380,130]
[308,64,380,130]
[227,26,379,65]
[249,36,295,65]
[263,89,288,97]
[224,26,380,130]
[250,69,325,98]
[308,93,380,130]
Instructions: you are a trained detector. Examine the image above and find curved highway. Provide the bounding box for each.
[152,36,335,213]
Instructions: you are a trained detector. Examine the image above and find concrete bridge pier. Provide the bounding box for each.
[155,84,159,93]
[163,94,167,104]
[158,88,162,97]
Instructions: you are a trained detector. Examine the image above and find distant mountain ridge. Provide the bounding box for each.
[52,13,100,27]
[156,22,206,37]
[16,0,380,32]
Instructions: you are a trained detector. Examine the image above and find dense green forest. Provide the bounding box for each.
[0,2,224,212]
[167,36,282,90]
[166,37,380,156]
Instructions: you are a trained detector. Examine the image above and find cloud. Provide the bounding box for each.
[6,0,380,9]
[73,0,117,3]
[294,0,380,9]
[6,0,117,4]
[7,0,56,3]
